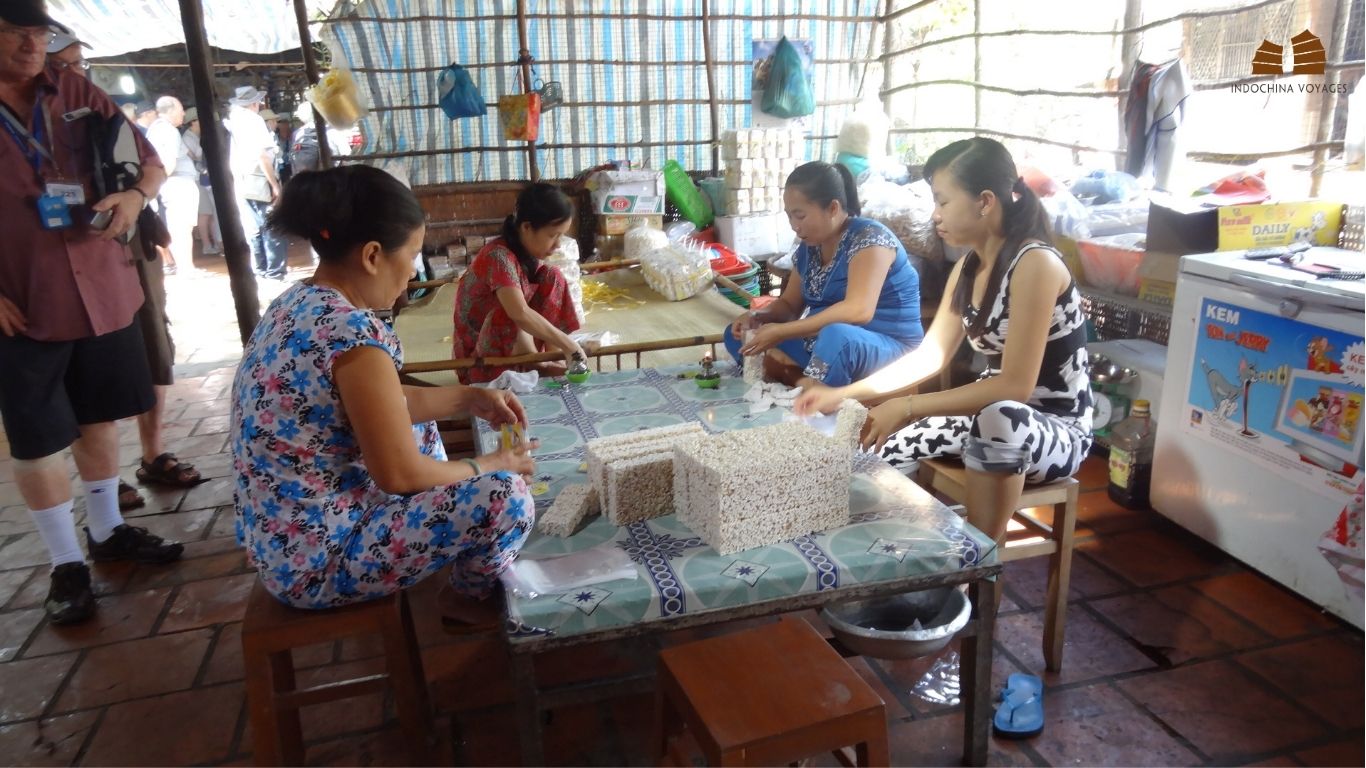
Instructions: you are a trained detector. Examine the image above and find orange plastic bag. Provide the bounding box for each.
[498,93,541,141]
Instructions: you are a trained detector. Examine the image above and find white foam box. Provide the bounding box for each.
[587,170,666,215]
[716,214,779,257]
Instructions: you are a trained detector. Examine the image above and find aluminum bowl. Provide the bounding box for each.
[820,587,971,660]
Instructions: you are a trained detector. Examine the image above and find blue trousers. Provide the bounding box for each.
[722,322,915,387]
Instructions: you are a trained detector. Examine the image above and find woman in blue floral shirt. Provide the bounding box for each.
[231,165,536,609]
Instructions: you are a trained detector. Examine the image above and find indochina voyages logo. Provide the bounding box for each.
[1233,29,1350,94]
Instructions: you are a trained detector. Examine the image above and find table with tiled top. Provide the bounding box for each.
[474,364,1002,766]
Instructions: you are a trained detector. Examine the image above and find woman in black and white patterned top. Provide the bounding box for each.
[796,137,1091,546]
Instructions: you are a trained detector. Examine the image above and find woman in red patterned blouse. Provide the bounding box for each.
[451,183,583,383]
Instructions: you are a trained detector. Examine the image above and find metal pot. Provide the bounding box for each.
[820,587,971,660]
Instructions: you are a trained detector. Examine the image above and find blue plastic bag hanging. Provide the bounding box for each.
[761,37,815,118]
[437,63,485,119]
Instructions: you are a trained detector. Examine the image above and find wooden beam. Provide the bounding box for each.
[293,0,333,167]
[515,0,540,181]
[177,0,259,344]
[701,0,721,174]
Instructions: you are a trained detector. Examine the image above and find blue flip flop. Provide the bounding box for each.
[993,673,1044,739]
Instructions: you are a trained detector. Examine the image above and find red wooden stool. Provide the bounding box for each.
[241,582,433,765]
[656,617,889,766]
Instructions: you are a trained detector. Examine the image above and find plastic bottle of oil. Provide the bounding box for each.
[1107,399,1155,509]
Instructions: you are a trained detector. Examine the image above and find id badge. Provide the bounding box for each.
[45,181,85,206]
[38,194,73,230]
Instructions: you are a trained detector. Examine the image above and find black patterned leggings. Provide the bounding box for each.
[880,400,1092,485]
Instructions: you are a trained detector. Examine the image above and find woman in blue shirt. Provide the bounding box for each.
[724,161,923,387]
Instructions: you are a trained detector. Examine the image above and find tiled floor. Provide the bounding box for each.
[0,260,1362,766]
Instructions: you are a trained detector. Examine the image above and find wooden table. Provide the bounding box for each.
[476,366,1002,766]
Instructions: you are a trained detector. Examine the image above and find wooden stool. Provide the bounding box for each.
[917,458,1079,672]
[656,618,889,767]
[241,582,433,766]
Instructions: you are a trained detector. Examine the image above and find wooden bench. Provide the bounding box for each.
[656,618,889,767]
[916,457,1079,671]
[241,582,433,765]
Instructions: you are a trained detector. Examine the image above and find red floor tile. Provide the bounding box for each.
[122,550,251,592]
[0,505,38,538]
[0,533,65,570]
[1191,571,1340,640]
[1242,756,1301,767]
[117,484,187,517]
[305,721,456,767]
[995,608,1154,685]
[178,477,237,513]
[1074,490,1157,534]
[179,536,245,560]
[79,683,244,767]
[0,566,36,609]
[1235,634,1365,731]
[131,508,218,545]
[0,608,43,662]
[192,415,232,437]
[1078,527,1230,588]
[23,588,171,658]
[0,652,77,723]
[1117,660,1327,759]
[1002,551,1126,611]
[1294,736,1366,767]
[0,711,100,767]
[158,572,256,633]
[1027,682,1202,766]
[1090,585,1270,666]
[54,629,212,712]
[886,711,1035,767]
[206,507,239,540]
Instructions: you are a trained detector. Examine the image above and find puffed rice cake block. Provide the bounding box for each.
[742,353,764,384]
[538,483,599,538]
[604,451,676,524]
[585,423,704,497]
[833,399,869,448]
[675,422,852,554]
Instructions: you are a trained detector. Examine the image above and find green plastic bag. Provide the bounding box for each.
[761,37,814,118]
[662,160,714,229]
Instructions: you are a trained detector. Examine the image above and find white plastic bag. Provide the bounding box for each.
[641,242,714,301]
[545,238,585,324]
[624,226,671,261]
[501,543,638,600]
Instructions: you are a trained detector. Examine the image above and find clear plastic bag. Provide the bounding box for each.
[545,238,585,324]
[641,242,714,301]
[306,66,367,130]
[501,543,638,600]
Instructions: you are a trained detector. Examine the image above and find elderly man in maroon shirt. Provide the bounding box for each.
[0,0,184,625]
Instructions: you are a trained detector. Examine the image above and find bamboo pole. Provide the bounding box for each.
[515,0,540,181]
[1309,0,1348,198]
[1116,0,1142,170]
[177,0,259,344]
[880,0,894,133]
[701,0,721,174]
[972,0,981,132]
[293,0,333,167]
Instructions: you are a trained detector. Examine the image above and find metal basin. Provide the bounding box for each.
[820,588,971,660]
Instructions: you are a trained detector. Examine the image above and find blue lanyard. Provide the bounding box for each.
[0,99,53,173]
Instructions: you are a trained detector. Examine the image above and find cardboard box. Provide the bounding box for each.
[1137,251,1179,307]
[1147,194,1218,256]
[1217,201,1344,250]
[587,170,666,215]
[716,214,778,257]
[597,213,663,236]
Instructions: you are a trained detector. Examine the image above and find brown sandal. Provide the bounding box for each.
[118,480,145,511]
[135,453,207,488]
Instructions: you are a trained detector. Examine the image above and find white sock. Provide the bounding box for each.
[30,501,85,567]
[82,476,125,543]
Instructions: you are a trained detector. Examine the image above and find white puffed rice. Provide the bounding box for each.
[538,483,599,538]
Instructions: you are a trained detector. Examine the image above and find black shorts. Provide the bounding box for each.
[0,322,156,460]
